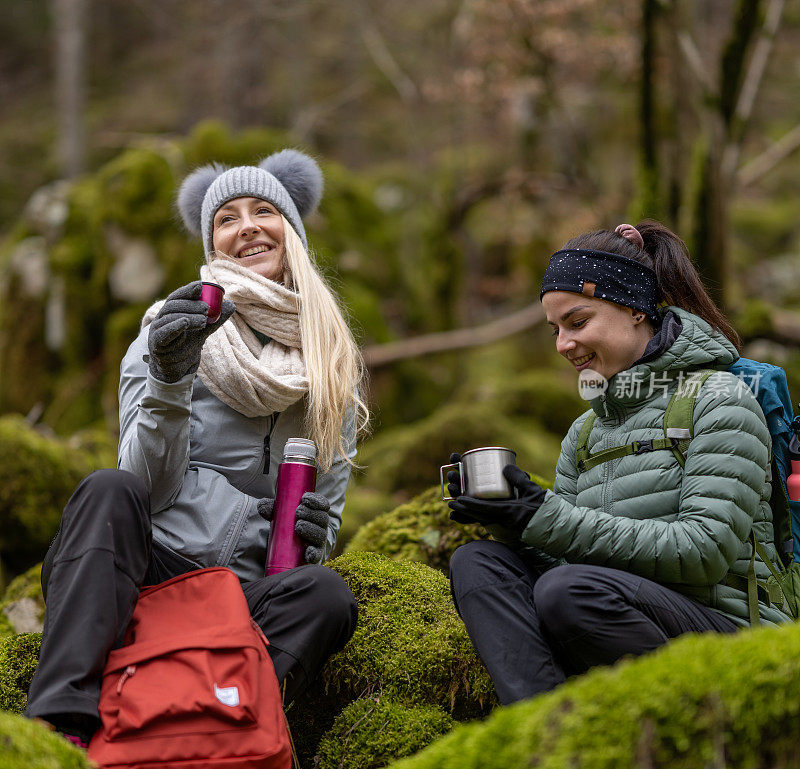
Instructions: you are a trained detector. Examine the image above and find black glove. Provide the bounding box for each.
[148,281,235,383]
[445,452,461,500]
[257,492,331,565]
[448,464,546,533]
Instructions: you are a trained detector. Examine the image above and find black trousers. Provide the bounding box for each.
[25,469,358,724]
[449,539,737,705]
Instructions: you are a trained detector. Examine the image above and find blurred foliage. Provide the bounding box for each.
[0,416,111,579]
[0,709,93,769]
[0,565,43,640]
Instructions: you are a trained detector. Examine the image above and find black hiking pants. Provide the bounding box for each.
[25,469,358,725]
[449,539,738,705]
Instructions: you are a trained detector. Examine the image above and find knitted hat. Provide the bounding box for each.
[176,149,324,256]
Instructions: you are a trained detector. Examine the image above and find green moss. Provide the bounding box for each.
[458,369,586,438]
[734,298,776,341]
[0,416,94,574]
[346,487,494,571]
[182,120,291,170]
[335,485,400,556]
[322,552,494,712]
[0,633,41,714]
[288,552,496,764]
[316,697,454,769]
[389,621,800,769]
[0,710,92,769]
[0,564,43,640]
[358,403,561,498]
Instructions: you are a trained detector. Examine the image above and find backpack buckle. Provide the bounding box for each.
[633,440,654,455]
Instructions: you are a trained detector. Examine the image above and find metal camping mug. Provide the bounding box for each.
[200,281,225,324]
[440,447,517,501]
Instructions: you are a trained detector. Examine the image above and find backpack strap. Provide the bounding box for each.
[574,412,597,471]
[574,369,716,475]
[662,370,716,467]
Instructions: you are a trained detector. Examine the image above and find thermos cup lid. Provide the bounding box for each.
[283,437,317,462]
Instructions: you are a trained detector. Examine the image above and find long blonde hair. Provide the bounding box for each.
[280,216,370,471]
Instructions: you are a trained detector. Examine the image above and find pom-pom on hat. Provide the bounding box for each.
[176,149,324,256]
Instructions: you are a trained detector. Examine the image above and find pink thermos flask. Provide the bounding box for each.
[788,415,800,503]
[265,438,318,575]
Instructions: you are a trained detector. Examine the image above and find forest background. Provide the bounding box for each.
[2,0,800,583]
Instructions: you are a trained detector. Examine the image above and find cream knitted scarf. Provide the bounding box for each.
[143,259,308,417]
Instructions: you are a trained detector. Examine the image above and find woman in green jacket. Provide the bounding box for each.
[448,220,791,706]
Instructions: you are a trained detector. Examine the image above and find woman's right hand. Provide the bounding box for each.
[147,281,235,383]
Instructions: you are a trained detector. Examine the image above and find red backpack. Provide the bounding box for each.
[88,567,292,769]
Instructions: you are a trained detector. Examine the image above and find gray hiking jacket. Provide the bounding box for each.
[118,325,356,582]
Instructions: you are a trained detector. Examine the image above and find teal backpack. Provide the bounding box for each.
[574,358,800,625]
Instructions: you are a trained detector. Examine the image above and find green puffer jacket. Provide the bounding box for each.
[521,306,791,627]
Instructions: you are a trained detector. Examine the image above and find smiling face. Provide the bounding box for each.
[542,291,654,381]
[211,197,286,281]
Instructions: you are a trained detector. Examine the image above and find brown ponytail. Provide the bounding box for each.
[562,219,741,351]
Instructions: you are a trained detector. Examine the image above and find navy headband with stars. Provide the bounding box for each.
[539,248,661,323]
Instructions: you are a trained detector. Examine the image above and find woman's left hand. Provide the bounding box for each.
[294,492,331,564]
[256,492,331,564]
[448,465,546,533]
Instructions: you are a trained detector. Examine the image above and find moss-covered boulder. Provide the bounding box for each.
[0,564,44,639]
[0,632,41,714]
[388,621,800,769]
[288,551,496,764]
[0,710,92,768]
[357,402,561,499]
[316,697,454,769]
[344,487,491,571]
[0,415,103,577]
[345,482,553,572]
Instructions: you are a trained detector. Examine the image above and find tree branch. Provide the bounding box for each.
[362,303,545,368]
[359,19,418,103]
[737,122,800,187]
[722,0,786,180]
[676,30,715,96]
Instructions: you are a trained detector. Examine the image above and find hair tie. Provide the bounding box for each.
[614,223,644,252]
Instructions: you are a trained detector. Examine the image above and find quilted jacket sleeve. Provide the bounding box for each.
[520,373,771,586]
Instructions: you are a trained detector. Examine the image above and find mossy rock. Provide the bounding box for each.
[0,709,92,768]
[0,632,41,714]
[358,403,561,498]
[345,487,494,571]
[388,621,800,769]
[0,564,44,639]
[346,483,552,571]
[316,697,454,769]
[288,552,496,764]
[0,415,96,575]
[334,484,400,556]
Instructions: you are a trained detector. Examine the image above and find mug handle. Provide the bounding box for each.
[440,462,462,501]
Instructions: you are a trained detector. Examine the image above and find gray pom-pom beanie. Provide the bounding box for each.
[176,149,324,256]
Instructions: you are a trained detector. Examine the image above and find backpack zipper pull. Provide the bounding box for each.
[116,665,137,695]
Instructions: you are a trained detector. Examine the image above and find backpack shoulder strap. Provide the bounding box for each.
[575,412,597,470]
[662,369,716,468]
[574,369,718,475]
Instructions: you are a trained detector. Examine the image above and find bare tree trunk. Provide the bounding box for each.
[53,0,87,178]
[638,0,662,218]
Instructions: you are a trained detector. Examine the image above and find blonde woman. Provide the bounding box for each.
[26,150,369,747]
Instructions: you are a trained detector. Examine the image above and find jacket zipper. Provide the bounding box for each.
[263,414,277,474]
